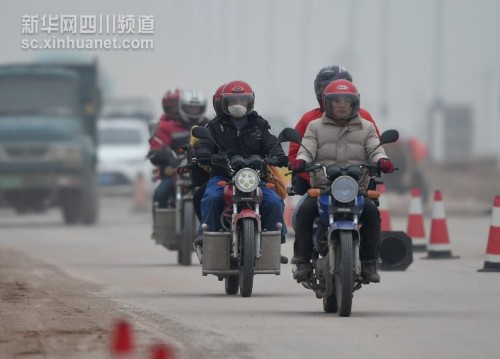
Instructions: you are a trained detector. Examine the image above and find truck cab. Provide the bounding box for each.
[0,61,101,224]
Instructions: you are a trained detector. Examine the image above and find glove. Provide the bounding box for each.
[277,155,289,167]
[289,159,306,172]
[378,158,394,173]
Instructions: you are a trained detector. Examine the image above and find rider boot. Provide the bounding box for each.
[291,256,312,282]
[361,260,380,283]
[193,235,203,264]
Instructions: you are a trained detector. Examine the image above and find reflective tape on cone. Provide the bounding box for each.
[479,196,500,272]
[378,184,391,231]
[406,188,426,250]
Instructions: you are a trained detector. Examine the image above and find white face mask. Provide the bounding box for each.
[227,104,247,118]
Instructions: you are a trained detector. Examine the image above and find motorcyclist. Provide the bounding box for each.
[289,79,394,283]
[148,89,208,210]
[194,80,289,263]
[192,84,225,222]
[288,65,381,196]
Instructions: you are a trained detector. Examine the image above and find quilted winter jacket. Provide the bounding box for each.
[296,114,388,189]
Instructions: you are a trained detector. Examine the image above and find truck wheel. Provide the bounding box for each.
[61,190,80,225]
[80,176,99,225]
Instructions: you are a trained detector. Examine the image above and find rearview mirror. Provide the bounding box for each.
[191,126,211,140]
[278,127,302,144]
[379,129,399,145]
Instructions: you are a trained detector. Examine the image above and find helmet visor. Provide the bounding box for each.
[222,93,254,115]
[324,93,359,119]
[181,103,205,116]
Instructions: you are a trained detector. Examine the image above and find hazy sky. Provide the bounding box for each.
[0,0,499,158]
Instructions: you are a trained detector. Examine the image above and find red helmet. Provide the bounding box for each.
[162,88,180,117]
[221,80,255,117]
[212,84,226,116]
[322,79,360,120]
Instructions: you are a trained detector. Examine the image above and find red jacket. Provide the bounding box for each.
[149,114,190,151]
[288,107,380,183]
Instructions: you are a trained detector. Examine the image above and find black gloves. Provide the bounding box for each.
[277,155,289,167]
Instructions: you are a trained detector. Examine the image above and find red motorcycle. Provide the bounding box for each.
[191,127,299,297]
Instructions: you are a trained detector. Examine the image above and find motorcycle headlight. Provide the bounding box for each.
[234,168,259,193]
[331,175,358,203]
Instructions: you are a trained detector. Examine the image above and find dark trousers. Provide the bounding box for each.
[193,182,207,222]
[199,176,287,238]
[293,196,381,261]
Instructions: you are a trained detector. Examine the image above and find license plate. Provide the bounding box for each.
[99,173,114,185]
[0,176,22,189]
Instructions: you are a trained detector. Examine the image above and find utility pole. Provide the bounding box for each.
[431,0,445,162]
[379,0,390,129]
[497,0,500,170]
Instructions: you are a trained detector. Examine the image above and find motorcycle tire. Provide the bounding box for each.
[178,200,194,266]
[225,276,239,295]
[335,230,354,317]
[239,218,256,297]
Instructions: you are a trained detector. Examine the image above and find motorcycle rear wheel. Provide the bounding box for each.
[239,218,256,297]
[335,230,354,317]
[178,201,193,266]
[323,292,338,313]
[225,276,239,295]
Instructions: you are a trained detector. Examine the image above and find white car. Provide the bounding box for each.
[97,119,154,196]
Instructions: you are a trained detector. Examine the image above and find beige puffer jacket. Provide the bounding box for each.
[297,114,388,189]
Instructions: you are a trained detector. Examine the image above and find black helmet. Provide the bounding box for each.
[314,65,353,109]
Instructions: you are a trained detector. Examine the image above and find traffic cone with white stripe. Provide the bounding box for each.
[378,184,392,231]
[423,190,459,259]
[478,196,500,272]
[406,188,427,252]
[284,196,294,235]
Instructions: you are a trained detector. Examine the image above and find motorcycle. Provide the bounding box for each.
[289,129,399,316]
[190,126,299,297]
[150,133,198,266]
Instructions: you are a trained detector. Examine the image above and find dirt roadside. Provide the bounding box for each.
[0,247,147,359]
[0,248,189,359]
[0,248,251,359]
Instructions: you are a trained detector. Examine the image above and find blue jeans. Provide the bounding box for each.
[199,176,287,238]
[153,176,174,208]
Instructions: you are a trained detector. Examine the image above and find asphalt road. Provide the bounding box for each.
[1,196,499,359]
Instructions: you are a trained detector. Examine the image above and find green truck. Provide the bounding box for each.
[0,59,101,224]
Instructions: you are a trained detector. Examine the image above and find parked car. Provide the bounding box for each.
[97,119,154,196]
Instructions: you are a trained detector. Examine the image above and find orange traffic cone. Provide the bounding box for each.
[148,343,175,359]
[423,191,459,259]
[109,319,135,356]
[478,196,500,272]
[132,172,149,213]
[406,188,427,252]
[378,184,392,231]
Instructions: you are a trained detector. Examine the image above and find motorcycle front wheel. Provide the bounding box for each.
[335,230,354,317]
[239,218,256,297]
